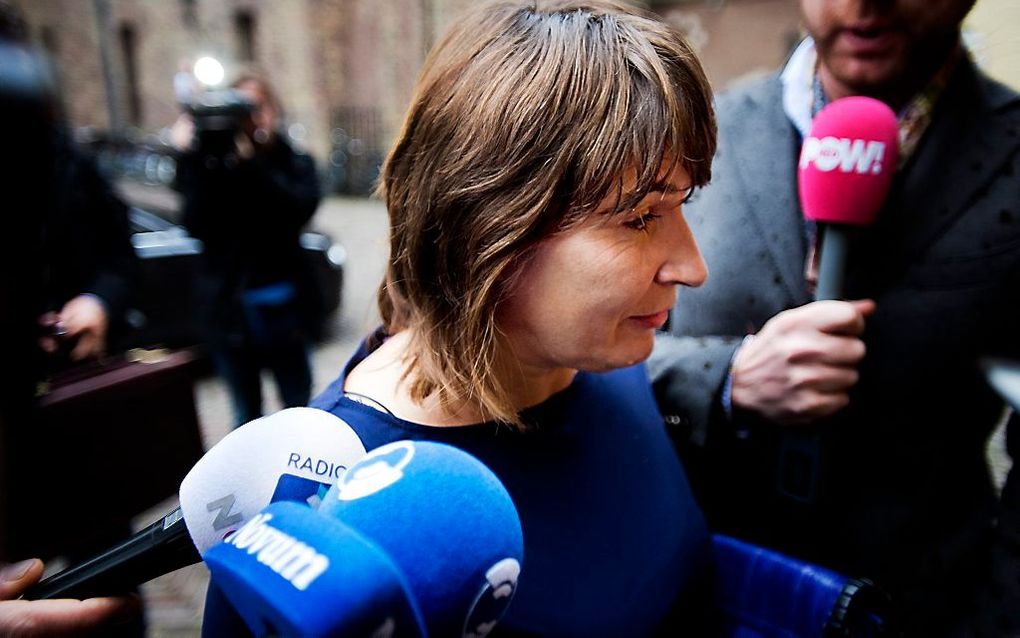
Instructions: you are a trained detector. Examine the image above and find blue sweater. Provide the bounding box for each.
[308,338,710,636]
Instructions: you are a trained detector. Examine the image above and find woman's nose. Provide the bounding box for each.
[656,219,707,288]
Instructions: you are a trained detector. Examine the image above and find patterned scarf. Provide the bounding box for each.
[780,37,961,291]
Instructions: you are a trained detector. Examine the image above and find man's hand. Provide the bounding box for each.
[731,299,875,425]
[37,295,109,362]
[60,295,109,361]
[0,559,137,637]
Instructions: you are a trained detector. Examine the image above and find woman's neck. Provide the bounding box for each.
[496,356,577,414]
[343,330,576,427]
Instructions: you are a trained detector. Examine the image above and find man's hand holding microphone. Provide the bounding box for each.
[732,299,874,425]
[731,97,899,429]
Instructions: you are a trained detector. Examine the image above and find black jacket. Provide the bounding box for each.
[650,58,1020,636]
[177,136,322,335]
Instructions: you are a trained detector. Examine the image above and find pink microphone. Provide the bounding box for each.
[798,97,899,300]
[776,98,899,506]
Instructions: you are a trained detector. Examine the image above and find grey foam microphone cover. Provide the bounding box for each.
[179,407,367,554]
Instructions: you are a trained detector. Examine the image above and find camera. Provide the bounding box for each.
[1,41,57,141]
[1,41,60,235]
[182,89,255,161]
[0,41,55,107]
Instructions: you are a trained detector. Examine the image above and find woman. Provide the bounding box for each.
[312,1,717,633]
[176,72,321,427]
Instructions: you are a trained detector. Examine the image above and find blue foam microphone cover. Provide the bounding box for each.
[204,501,426,638]
[319,441,524,638]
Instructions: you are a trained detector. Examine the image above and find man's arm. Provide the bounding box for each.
[75,149,137,330]
[649,333,743,447]
[650,300,873,446]
[40,140,138,360]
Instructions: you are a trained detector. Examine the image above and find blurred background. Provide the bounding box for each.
[12,0,1018,196]
[6,1,1018,635]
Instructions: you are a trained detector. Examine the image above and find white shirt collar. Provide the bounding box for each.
[780,37,817,139]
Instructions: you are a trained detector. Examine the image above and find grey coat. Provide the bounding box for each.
[650,58,1020,635]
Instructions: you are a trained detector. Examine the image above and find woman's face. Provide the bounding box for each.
[497,162,707,374]
[235,80,278,139]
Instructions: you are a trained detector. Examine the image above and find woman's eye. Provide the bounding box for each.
[624,211,662,230]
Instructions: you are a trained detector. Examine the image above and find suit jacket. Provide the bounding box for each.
[42,131,137,329]
[649,58,1020,635]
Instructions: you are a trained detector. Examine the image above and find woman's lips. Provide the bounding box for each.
[630,310,670,329]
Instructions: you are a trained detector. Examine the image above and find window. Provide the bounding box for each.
[39,26,59,55]
[119,23,142,125]
[235,10,256,62]
[180,0,198,30]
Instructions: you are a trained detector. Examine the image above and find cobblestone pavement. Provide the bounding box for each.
[118,190,1012,636]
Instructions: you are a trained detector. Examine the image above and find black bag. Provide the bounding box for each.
[22,348,205,559]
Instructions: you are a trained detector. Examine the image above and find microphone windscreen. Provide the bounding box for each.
[798,96,899,226]
[204,501,426,638]
[319,441,524,638]
[180,407,367,555]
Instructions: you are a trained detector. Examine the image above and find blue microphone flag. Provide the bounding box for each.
[320,441,524,638]
[205,501,426,638]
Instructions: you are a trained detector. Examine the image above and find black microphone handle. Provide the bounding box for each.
[777,223,850,503]
[815,223,849,301]
[22,507,201,600]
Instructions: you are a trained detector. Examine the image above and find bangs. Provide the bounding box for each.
[555,8,716,222]
[391,1,715,230]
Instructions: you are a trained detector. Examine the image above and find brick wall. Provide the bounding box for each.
[650,0,802,90]
[14,0,1017,172]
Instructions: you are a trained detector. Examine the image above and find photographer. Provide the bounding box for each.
[175,72,321,427]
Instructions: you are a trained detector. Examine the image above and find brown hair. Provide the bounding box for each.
[231,70,284,121]
[378,0,716,426]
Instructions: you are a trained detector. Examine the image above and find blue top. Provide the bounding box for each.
[309,334,710,636]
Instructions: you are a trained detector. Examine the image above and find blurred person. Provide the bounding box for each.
[32,128,138,372]
[650,0,1020,635]
[174,72,321,427]
[0,2,142,634]
[0,2,134,378]
[0,0,138,545]
[0,558,138,637]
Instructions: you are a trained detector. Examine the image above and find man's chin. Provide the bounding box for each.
[826,56,909,101]
[842,51,898,77]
